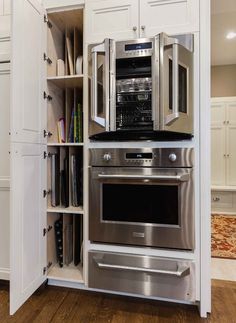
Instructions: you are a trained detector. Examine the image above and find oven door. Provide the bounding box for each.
[88,38,116,138]
[89,167,194,250]
[153,33,193,135]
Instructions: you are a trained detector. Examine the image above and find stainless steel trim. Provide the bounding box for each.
[98,173,190,182]
[91,39,111,129]
[152,35,160,130]
[165,37,179,126]
[109,39,116,132]
[94,258,190,278]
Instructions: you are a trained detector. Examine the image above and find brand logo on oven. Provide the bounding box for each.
[133,232,145,238]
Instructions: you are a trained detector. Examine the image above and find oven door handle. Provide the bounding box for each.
[97,173,190,182]
[94,259,190,278]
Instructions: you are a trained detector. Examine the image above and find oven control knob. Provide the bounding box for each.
[169,153,177,162]
[103,153,111,162]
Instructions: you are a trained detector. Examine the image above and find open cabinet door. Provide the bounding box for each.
[10,0,47,315]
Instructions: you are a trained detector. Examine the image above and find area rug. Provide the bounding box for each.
[211,214,236,259]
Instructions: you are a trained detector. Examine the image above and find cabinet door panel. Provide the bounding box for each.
[211,102,226,125]
[10,143,46,314]
[0,64,10,177]
[226,125,236,185]
[85,0,139,43]
[10,0,47,315]
[139,0,199,37]
[11,0,46,144]
[211,126,226,186]
[226,103,236,185]
[3,0,11,15]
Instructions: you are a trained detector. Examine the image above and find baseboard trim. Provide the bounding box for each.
[0,268,10,280]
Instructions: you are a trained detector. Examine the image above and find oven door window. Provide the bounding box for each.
[102,183,179,225]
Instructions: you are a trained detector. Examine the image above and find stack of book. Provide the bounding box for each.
[69,103,83,143]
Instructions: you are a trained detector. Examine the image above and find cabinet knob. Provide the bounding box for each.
[133,26,137,31]
[213,197,220,202]
[141,25,145,31]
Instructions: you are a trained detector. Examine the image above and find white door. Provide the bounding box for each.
[10,0,47,315]
[211,103,226,186]
[139,0,199,38]
[226,102,236,186]
[85,0,139,43]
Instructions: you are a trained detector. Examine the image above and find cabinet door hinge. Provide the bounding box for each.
[43,91,52,101]
[43,261,52,275]
[43,189,51,198]
[44,15,52,29]
[44,130,53,138]
[43,53,52,65]
[44,151,52,159]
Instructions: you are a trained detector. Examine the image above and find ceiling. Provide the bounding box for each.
[211,0,236,66]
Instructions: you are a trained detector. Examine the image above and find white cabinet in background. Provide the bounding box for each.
[211,98,236,187]
[211,98,236,214]
[85,0,199,43]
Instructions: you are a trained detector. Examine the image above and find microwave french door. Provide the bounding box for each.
[88,33,194,138]
[89,167,195,250]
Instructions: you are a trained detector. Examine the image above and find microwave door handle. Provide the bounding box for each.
[94,259,190,278]
[165,40,180,126]
[98,173,190,182]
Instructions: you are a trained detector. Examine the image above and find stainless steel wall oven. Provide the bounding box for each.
[89,148,194,250]
[88,33,194,141]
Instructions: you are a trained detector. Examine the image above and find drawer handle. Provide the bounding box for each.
[98,173,190,182]
[213,197,220,202]
[94,259,190,278]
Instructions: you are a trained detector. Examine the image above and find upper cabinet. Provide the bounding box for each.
[85,0,199,43]
[85,0,139,43]
[139,0,199,38]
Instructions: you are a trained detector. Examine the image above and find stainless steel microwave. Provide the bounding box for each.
[88,33,194,141]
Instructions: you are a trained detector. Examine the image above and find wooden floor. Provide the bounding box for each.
[0,280,236,322]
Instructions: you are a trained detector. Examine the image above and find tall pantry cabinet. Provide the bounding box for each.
[10,0,85,314]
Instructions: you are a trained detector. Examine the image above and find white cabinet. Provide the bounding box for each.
[0,62,10,280]
[85,0,199,43]
[139,0,199,38]
[211,98,236,187]
[10,0,85,314]
[85,0,139,42]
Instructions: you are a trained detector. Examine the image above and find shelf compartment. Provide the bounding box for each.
[47,263,83,283]
[47,206,84,214]
[47,75,83,89]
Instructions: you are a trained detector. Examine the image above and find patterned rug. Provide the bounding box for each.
[211,214,236,259]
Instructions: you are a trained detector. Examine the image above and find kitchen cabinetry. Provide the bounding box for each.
[7,0,210,318]
[211,97,236,213]
[0,62,10,280]
[85,0,199,43]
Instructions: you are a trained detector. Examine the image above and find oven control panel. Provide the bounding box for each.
[90,148,194,168]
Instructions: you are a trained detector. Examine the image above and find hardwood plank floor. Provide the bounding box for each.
[0,280,236,322]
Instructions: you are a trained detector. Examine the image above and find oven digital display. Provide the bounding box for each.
[125,42,152,51]
[126,153,153,159]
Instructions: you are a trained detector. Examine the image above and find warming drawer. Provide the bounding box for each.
[88,251,196,302]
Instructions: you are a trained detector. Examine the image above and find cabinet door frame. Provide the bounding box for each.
[226,101,236,186]
[10,0,47,315]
